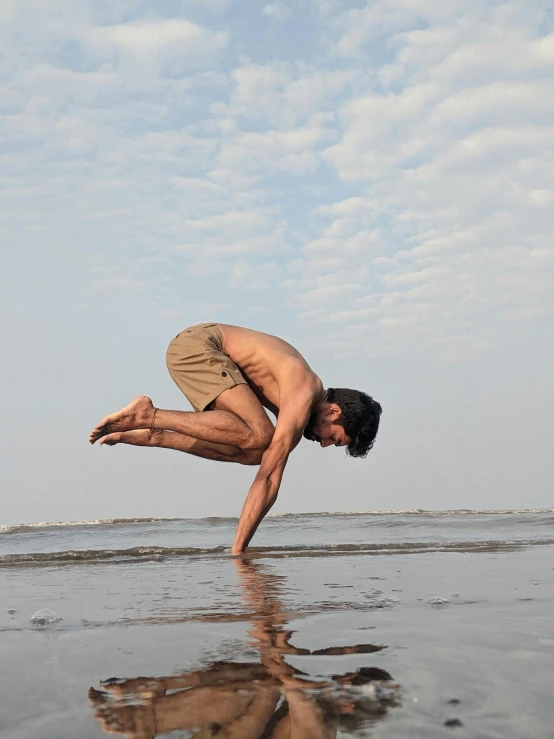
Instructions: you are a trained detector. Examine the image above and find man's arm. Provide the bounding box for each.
[231,393,312,555]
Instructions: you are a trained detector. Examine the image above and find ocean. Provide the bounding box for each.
[1,510,553,738]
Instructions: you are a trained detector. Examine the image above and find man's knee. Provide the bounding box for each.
[243,423,274,453]
[242,448,264,465]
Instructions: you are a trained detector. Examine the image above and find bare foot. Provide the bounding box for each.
[89,396,155,444]
[99,429,160,447]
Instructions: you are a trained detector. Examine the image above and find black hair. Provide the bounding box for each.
[328,388,382,459]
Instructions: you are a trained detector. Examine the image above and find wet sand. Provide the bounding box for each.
[1,543,554,737]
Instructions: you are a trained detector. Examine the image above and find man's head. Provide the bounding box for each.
[303,388,382,458]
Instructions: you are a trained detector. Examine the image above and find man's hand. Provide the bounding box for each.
[231,391,313,554]
[230,442,290,555]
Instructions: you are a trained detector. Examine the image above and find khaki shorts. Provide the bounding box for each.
[166,323,247,411]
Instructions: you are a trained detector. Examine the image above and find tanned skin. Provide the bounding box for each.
[89,325,352,554]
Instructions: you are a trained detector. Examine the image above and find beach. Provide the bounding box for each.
[1,511,554,738]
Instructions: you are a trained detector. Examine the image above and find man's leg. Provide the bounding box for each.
[98,429,263,465]
[89,385,274,460]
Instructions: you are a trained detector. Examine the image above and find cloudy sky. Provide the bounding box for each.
[1,0,553,525]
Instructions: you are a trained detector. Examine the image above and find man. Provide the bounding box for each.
[89,323,382,554]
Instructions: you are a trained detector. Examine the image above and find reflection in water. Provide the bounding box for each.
[89,561,399,738]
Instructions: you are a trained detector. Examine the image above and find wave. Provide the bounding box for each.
[0,545,226,565]
[267,509,554,518]
[0,517,185,535]
[2,509,553,535]
[2,538,554,568]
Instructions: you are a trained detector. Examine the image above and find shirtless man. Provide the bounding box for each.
[89,323,382,554]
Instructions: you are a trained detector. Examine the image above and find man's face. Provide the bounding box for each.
[303,409,351,449]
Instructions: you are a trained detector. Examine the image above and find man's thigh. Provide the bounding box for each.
[166,325,247,412]
[212,385,274,449]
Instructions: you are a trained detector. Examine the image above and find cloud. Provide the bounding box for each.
[229,259,283,290]
[332,0,480,58]
[214,115,336,176]
[88,18,228,62]
[262,2,293,21]
[266,2,550,358]
[215,62,355,127]
[1,0,552,363]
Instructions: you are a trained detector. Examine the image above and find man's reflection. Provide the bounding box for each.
[89,560,398,738]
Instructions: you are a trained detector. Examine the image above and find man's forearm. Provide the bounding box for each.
[231,470,282,554]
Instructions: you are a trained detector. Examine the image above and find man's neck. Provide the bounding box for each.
[312,387,330,412]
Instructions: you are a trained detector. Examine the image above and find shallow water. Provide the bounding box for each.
[1,512,553,738]
[2,509,553,562]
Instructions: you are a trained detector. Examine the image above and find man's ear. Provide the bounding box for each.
[327,404,341,419]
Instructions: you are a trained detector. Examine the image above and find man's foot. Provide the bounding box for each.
[98,429,161,447]
[89,396,155,444]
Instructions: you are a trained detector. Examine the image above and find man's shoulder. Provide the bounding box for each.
[280,370,324,406]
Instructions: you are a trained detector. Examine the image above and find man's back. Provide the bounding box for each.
[219,324,323,414]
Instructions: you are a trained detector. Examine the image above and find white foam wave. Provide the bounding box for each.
[0,517,184,534]
[267,509,554,518]
[1,509,553,535]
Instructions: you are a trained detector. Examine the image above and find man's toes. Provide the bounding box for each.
[99,433,119,446]
[89,424,107,443]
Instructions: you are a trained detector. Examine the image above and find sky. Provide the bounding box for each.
[1,0,553,525]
